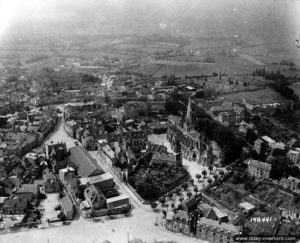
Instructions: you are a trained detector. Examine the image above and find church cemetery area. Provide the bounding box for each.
[127,151,190,201]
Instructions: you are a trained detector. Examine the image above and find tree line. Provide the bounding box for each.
[252,68,299,103]
[165,90,246,166]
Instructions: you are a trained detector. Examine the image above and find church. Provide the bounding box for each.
[167,98,214,166]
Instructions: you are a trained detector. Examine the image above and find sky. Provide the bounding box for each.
[0,0,299,40]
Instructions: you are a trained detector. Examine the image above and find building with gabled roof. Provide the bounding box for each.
[247,159,271,180]
[69,146,104,178]
[196,217,240,243]
[165,210,192,236]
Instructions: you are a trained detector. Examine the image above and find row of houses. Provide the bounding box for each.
[59,146,130,217]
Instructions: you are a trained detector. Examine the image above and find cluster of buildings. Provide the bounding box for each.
[58,145,130,217]
[166,194,240,243]
[0,108,58,158]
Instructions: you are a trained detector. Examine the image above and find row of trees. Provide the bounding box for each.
[165,90,246,166]
[252,68,299,103]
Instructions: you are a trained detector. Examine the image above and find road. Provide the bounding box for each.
[1,117,206,243]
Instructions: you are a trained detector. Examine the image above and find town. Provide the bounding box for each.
[1,1,300,243]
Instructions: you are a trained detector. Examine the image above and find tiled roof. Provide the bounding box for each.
[69,146,104,178]
[60,195,73,213]
[166,211,175,221]
[248,159,271,171]
[152,152,176,163]
[175,210,189,220]
[198,217,240,233]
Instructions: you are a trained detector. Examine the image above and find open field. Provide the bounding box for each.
[152,63,219,78]
[238,54,266,66]
[220,88,285,104]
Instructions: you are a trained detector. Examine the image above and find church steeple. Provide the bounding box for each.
[184,98,193,133]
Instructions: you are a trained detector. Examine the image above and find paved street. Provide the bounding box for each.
[1,118,206,243]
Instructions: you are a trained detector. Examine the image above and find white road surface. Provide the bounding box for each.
[1,119,206,243]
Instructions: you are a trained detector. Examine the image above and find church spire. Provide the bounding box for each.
[184,98,193,133]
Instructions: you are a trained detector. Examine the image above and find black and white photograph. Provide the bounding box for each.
[0,0,299,242]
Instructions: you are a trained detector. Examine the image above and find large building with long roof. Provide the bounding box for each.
[69,146,104,178]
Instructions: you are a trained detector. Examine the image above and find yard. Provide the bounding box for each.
[148,134,225,190]
[40,193,60,222]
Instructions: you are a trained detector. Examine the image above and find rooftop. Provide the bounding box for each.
[106,194,129,203]
[152,152,176,163]
[69,146,104,178]
[197,217,240,233]
[248,159,271,171]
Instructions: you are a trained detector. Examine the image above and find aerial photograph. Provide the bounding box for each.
[0,0,300,242]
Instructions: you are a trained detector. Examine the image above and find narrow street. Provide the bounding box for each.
[1,117,206,243]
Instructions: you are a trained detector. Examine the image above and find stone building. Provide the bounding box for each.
[247,159,271,180]
[167,99,213,165]
[196,218,240,243]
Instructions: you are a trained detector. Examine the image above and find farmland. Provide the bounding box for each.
[219,88,286,105]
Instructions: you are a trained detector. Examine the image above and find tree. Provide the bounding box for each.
[190,179,194,185]
[207,178,212,184]
[259,142,267,162]
[187,191,192,198]
[226,166,231,172]
[151,202,158,211]
[213,174,218,181]
[179,197,184,203]
[219,170,225,177]
[167,192,173,199]
[202,170,207,178]
[208,166,213,174]
[196,174,201,181]
[246,129,257,145]
[159,197,166,204]
[182,182,188,190]
[171,202,175,208]
[194,187,198,193]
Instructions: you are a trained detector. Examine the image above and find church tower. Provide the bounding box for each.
[207,142,214,166]
[184,98,193,133]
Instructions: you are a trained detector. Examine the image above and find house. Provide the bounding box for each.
[182,193,202,212]
[69,146,104,178]
[2,197,29,215]
[81,129,95,150]
[280,176,300,194]
[280,206,300,222]
[98,143,116,166]
[59,167,76,183]
[247,159,271,180]
[150,152,180,167]
[84,184,104,210]
[79,172,114,191]
[238,201,256,215]
[196,217,240,243]
[202,206,229,223]
[60,194,74,220]
[261,136,276,148]
[106,194,130,210]
[17,184,40,198]
[270,142,286,153]
[165,210,191,236]
[45,142,68,161]
[75,127,84,142]
[287,149,300,165]
[43,169,61,193]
